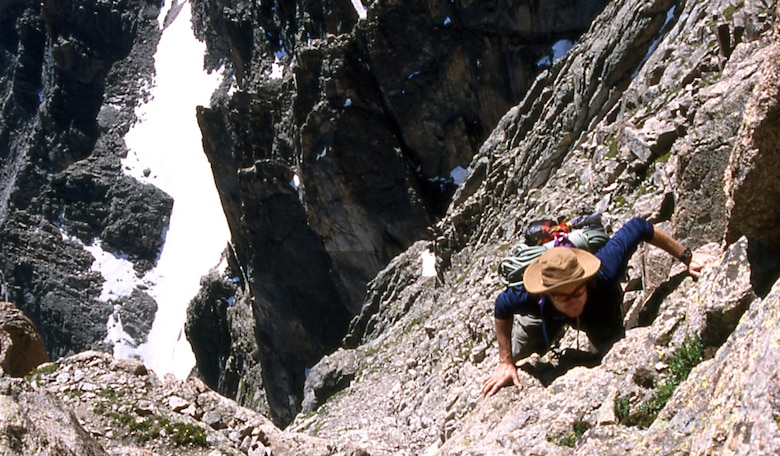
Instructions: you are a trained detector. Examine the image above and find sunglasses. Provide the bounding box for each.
[551,284,587,302]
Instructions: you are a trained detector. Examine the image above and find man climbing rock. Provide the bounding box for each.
[481,217,714,396]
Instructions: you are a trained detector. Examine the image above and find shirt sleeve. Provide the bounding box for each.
[596,217,654,282]
[494,286,533,319]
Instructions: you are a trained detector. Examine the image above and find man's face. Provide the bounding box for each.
[549,283,588,317]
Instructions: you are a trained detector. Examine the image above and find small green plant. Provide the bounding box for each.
[556,420,592,448]
[65,389,84,399]
[24,363,57,382]
[724,0,745,20]
[701,70,723,87]
[614,395,631,422]
[97,387,120,400]
[95,399,208,447]
[606,136,619,158]
[93,401,107,414]
[118,413,206,446]
[618,334,704,428]
[166,421,208,446]
[667,333,704,379]
[655,150,672,163]
[108,411,136,429]
[137,416,160,443]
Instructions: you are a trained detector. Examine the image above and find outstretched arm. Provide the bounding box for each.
[481,318,521,396]
[649,225,714,279]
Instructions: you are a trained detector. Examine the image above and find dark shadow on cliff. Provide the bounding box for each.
[747,238,780,298]
[519,349,603,387]
[636,271,689,327]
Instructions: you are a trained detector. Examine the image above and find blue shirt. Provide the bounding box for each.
[494,217,655,325]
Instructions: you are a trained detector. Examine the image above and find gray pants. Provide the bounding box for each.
[511,311,624,362]
[511,313,566,362]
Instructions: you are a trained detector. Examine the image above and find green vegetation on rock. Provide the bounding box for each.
[617,334,705,428]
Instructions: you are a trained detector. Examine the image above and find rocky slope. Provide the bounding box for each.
[281,0,780,454]
[0,333,365,455]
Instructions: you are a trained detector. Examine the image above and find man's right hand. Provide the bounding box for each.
[481,361,521,396]
[688,252,715,279]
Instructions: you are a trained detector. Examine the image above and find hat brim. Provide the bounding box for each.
[523,248,601,294]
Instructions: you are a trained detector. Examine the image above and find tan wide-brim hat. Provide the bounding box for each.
[523,247,601,294]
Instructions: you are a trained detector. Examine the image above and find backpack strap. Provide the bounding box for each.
[539,295,550,348]
[554,233,574,248]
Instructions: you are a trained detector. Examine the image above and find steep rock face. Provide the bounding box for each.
[186,267,274,418]
[286,0,780,454]
[635,245,778,455]
[361,0,608,181]
[0,0,175,358]
[190,0,608,426]
[0,301,49,377]
[726,30,780,294]
[3,0,778,453]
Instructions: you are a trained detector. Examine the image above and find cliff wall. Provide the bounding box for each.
[0,0,170,359]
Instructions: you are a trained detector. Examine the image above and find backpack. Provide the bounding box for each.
[498,213,609,288]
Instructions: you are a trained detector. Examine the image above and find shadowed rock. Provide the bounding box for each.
[0,301,49,378]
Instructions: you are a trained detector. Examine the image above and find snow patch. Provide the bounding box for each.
[270,48,287,79]
[351,0,367,19]
[633,6,677,78]
[450,166,468,186]
[84,242,140,302]
[227,74,239,96]
[59,230,141,359]
[106,309,137,360]
[157,0,174,28]
[270,61,284,79]
[536,39,577,67]
[421,250,437,277]
[115,1,230,380]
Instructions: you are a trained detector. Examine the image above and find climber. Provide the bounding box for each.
[481,217,714,396]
